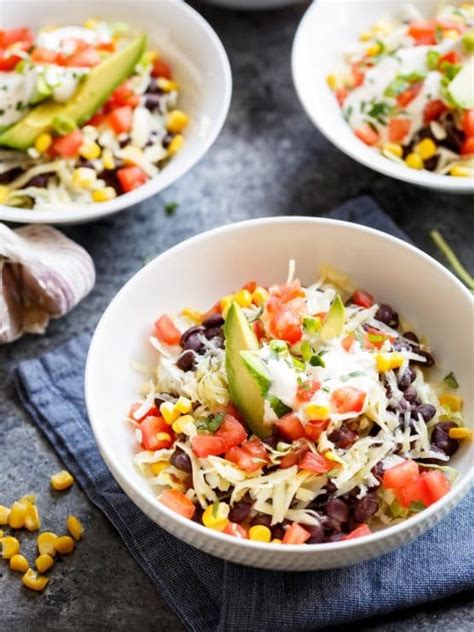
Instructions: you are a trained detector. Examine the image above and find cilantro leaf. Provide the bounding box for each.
[409,500,426,513]
[196,412,225,434]
[164,201,178,216]
[443,372,459,389]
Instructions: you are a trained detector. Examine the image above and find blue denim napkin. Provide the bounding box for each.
[14,196,474,632]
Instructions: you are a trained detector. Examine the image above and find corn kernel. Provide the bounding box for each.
[10,554,29,573]
[450,165,472,177]
[359,31,372,42]
[50,470,74,491]
[234,289,252,308]
[252,287,269,306]
[160,401,180,425]
[414,138,437,160]
[72,167,97,189]
[448,427,473,440]
[66,515,85,541]
[79,140,101,160]
[0,185,9,204]
[150,461,169,476]
[157,78,178,92]
[271,538,283,544]
[202,502,229,531]
[175,396,192,414]
[24,503,41,532]
[326,74,342,91]
[22,568,49,592]
[35,553,54,573]
[167,134,184,156]
[0,505,10,525]
[305,404,330,420]
[442,29,460,40]
[92,187,116,202]
[248,525,271,542]
[54,535,75,555]
[166,109,189,134]
[37,532,58,557]
[439,393,463,412]
[383,143,403,158]
[219,295,234,318]
[84,18,98,29]
[366,42,382,56]
[405,153,424,170]
[34,133,52,153]
[376,352,404,372]
[325,450,345,465]
[8,501,27,529]
[2,536,20,559]
[181,307,202,323]
[102,148,115,170]
[172,415,195,435]
[156,432,172,443]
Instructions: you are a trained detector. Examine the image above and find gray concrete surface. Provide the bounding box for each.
[0,2,473,631]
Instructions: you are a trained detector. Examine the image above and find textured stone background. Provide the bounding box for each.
[0,2,473,631]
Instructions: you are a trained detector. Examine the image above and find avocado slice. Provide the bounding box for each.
[0,35,146,150]
[224,303,271,438]
[448,57,474,109]
[320,294,345,342]
[240,350,272,396]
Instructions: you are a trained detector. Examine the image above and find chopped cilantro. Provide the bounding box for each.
[366,100,396,124]
[443,372,459,389]
[268,396,291,418]
[196,412,225,434]
[409,500,426,513]
[164,201,178,216]
[426,49,440,70]
[310,354,326,368]
[384,72,425,98]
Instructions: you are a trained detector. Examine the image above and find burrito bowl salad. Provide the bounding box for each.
[0,20,188,210]
[327,2,474,177]
[127,266,471,545]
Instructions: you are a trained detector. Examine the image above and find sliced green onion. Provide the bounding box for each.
[430,229,474,292]
[443,372,459,389]
[310,354,325,368]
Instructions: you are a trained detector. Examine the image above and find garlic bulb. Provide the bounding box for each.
[0,223,95,343]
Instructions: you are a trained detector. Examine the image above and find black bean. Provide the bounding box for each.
[0,167,22,185]
[180,325,204,345]
[154,396,166,409]
[325,498,349,523]
[263,435,279,449]
[403,386,418,403]
[202,314,225,328]
[204,326,223,340]
[228,501,251,523]
[371,462,384,482]
[170,450,192,473]
[250,513,272,528]
[322,517,342,535]
[176,350,196,371]
[398,368,416,390]
[146,77,164,95]
[325,481,337,494]
[183,332,206,353]
[119,137,129,148]
[26,174,50,188]
[326,533,344,543]
[352,494,379,523]
[403,331,419,343]
[144,94,163,112]
[162,132,173,149]
[413,403,436,422]
[306,523,325,544]
[375,304,399,328]
[328,427,358,449]
[271,524,286,540]
[431,422,459,456]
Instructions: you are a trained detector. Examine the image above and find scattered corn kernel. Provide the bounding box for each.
[414,138,437,160]
[219,295,234,318]
[305,404,330,420]
[157,78,178,92]
[22,568,49,592]
[366,42,382,56]
[252,287,269,306]
[0,185,9,204]
[202,502,229,531]
[326,73,342,90]
[383,143,403,158]
[405,153,424,170]
[66,515,85,541]
[84,18,98,29]
[448,427,473,440]
[2,536,20,559]
[449,165,472,177]
[166,109,189,134]
[37,532,58,557]
[175,396,192,414]
[439,393,463,412]
[50,470,74,491]
[150,461,169,476]
[271,538,283,544]
[102,148,116,170]
[442,29,460,40]
[167,134,184,156]
[359,31,372,42]
[234,289,252,308]
[79,140,101,160]
[0,505,10,525]
[92,187,116,202]
[10,554,29,573]
[35,553,54,574]
[24,503,41,532]
[248,525,271,542]
[8,501,27,529]
[160,401,180,425]
[34,133,52,153]
[72,167,97,189]
[181,307,202,323]
[54,535,75,555]
[325,450,345,465]
[376,352,404,372]
[172,415,194,435]
[156,432,172,443]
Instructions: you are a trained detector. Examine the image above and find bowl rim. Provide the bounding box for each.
[0,0,233,224]
[85,215,474,555]
[291,0,474,194]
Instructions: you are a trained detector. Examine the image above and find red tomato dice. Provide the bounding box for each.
[439,51,460,65]
[50,129,84,157]
[422,470,450,504]
[253,319,265,341]
[270,306,303,344]
[343,524,372,540]
[225,446,261,472]
[241,438,269,463]
[460,138,474,155]
[335,87,348,106]
[280,445,309,469]
[192,435,227,458]
[152,58,172,79]
[66,46,101,67]
[305,419,329,442]
[282,522,311,544]
[407,20,436,45]
[223,522,248,539]
[462,110,474,137]
[354,124,379,146]
[397,82,423,107]
[275,413,306,441]
[296,380,321,403]
[330,387,366,414]
[160,489,195,519]
[107,105,133,134]
[298,451,332,474]
[31,47,58,64]
[423,100,448,124]
[388,118,411,142]
[215,414,248,449]
[351,63,365,87]
[383,459,419,489]
[154,314,181,345]
[341,335,355,352]
[351,289,374,308]
[242,280,257,293]
[129,402,160,422]
[395,477,432,509]
[140,415,174,450]
[107,81,140,109]
[117,166,148,193]
[0,28,34,48]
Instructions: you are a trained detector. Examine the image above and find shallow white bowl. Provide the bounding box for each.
[292,0,474,194]
[0,0,232,224]
[86,217,474,570]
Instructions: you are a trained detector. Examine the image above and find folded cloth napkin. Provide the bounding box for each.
[14,196,473,632]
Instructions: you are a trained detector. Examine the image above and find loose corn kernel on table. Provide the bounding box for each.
[0,2,473,631]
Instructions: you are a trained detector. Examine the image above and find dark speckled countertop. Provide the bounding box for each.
[1,2,473,631]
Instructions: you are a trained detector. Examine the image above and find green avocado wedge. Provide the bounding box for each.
[224,303,271,438]
[240,350,272,396]
[320,294,345,342]
[448,57,474,109]
[0,35,146,150]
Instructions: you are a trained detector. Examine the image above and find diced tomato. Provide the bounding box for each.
[342,335,355,352]
[96,41,116,52]
[140,415,175,450]
[296,380,321,403]
[395,477,432,509]
[50,129,84,157]
[388,118,411,142]
[65,46,101,67]
[422,470,450,503]
[407,20,436,45]
[270,306,303,344]
[354,124,379,146]
[0,41,31,71]
[129,402,160,422]
[225,446,261,472]
[351,63,365,87]
[299,451,332,474]
[152,58,172,79]
[305,419,330,442]
[192,435,227,458]
[460,138,474,155]
[117,166,148,194]
[423,99,448,124]
[268,280,304,305]
[364,327,395,350]
[241,438,269,463]
[330,387,366,414]
[439,51,460,66]
[436,19,466,33]
[253,319,265,342]
[223,522,248,539]
[397,82,423,107]
[31,47,58,64]
[106,80,140,109]
[282,522,310,544]
[335,87,348,106]
[160,489,195,519]
[0,28,34,48]
[280,444,309,469]
[86,112,106,127]
[215,414,248,450]
[351,289,374,308]
[107,105,133,134]
[275,413,306,441]
[154,314,181,345]
[383,459,419,489]
[462,110,474,137]
[343,524,372,540]
[242,280,257,293]
[222,403,244,422]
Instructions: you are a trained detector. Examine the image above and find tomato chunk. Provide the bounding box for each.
[107,105,133,134]
[305,419,329,442]
[215,414,248,450]
[422,470,450,503]
[423,100,448,124]
[460,138,474,155]
[397,82,423,107]
[354,124,379,146]
[241,438,269,463]
[51,129,84,157]
[0,28,34,48]
[395,477,432,508]
[152,58,172,79]
[342,334,355,352]
[106,80,140,109]
[160,489,195,519]
[351,289,374,308]
[117,166,148,193]
[383,459,419,489]
[282,522,310,544]
[129,402,159,422]
[223,522,248,539]
[270,306,303,344]
[225,446,261,472]
[192,435,227,458]
[31,47,58,64]
[275,413,306,441]
[140,415,175,450]
[388,118,411,142]
[463,110,474,138]
[296,380,321,403]
[343,524,372,540]
[154,314,181,345]
[330,387,366,414]
[280,444,309,469]
[408,20,436,45]
[298,451,332,474]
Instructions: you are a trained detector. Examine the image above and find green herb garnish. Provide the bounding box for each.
[164,201,178,216]
[196,412,225,434]
[310,354,326,368]
[409,500,426,513]
[384,72,425,98]
[303,316,321,334]
[269,396,292,418]
[443,372,459,389]
[366,100,395,125]
[426,49,440,70]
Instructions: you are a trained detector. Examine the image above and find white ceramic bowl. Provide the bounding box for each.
[205,0,299,9]
[0,0,232,224]
[292,0,474,194]
[86,217,474,570]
